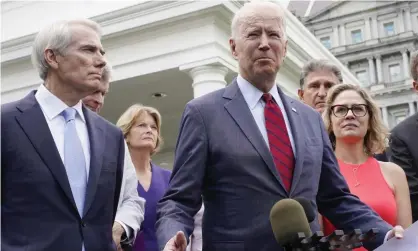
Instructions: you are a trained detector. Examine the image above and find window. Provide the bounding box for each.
[383,22,395,36]
[356,70,369,86]
[389,64,401,82]
[320,36,331,49]
[351,29,363,43]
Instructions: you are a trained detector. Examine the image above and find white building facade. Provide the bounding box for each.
[1,0,360,167]
[303,0,418,129]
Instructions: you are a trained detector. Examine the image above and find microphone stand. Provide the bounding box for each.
[282,232,309,251]
[285,228,378,251]
[282,244,301,251]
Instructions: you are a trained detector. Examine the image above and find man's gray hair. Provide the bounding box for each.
[102,63,113,84]
[230,2,287,39]
[410,50,418,81]
[299,59,343,88]
[31,19,102,81]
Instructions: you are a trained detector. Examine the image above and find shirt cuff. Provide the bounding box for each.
[384,230,392,243]
[115,220,132,242]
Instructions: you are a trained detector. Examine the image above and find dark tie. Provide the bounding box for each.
[262,93,295,192]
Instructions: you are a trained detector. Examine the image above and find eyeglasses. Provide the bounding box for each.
[330,104,368,118]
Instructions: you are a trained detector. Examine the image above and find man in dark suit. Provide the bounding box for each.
[156,2,403,251]
[2,19,127,251]
[82,64,145,251]
[389,49,418,222]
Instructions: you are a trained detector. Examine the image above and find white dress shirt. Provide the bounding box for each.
[35,84,131,248]
[236,75,295,153]
[115,141,145,241]
[186,205,204,251]
[35,84,91,177]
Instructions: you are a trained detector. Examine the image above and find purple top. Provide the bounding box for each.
[132,163,171,251]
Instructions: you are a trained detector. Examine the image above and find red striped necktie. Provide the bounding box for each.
[262,93,295,192]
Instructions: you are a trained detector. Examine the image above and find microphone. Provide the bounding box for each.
[294,197,315,223]
[269,199,312,251]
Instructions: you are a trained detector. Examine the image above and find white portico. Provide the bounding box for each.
[1,0,360,168]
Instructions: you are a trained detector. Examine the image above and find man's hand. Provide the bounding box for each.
[112,222,125,251]
[163,231,187,251]
[387,225,405,241]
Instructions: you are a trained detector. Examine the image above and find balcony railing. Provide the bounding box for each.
[384,80,406,87]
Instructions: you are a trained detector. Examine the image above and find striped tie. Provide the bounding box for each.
[263,93,295,192]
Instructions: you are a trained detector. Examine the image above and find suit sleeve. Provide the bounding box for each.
[315,113,391,250]
[155,103,207,250]
[389,132,418,195]
[115,141,145,242]
[113,131,125,222]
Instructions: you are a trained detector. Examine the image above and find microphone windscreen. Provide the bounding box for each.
[294,197,315,223]
[269,199,312,245]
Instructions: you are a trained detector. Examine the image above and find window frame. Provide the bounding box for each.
[320,36,332,49]
[350,29,363,44]
[388,63,401,82]
[383,21,395,36]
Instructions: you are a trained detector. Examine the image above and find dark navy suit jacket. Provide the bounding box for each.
[155,80,391,251]
[1,91,125,251]
[390,112,418,222]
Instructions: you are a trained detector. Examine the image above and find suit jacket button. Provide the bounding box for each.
[81,222,86,227]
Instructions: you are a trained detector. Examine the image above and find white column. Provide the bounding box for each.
[398,10,405,33]
[381,106,389,126]
[187,65,229,98]
[372,16,379,39]
[402,49,410,79]
[364,17,371,41]
[375,55,383,84]
[333,25,339,47]
[405,8,412,32]
[340,24,346,46]
[409,102,415,116]
[368,56,376,85]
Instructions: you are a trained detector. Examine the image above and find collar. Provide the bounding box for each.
[236,75,281,109]
[35,84,86,123]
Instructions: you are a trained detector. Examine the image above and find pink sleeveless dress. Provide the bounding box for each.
[323,157,397,251]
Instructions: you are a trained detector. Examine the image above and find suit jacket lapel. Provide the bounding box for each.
[15,92,78,212]
[276,88,306,196]
[223,80,287,197]
[82,107,106,216]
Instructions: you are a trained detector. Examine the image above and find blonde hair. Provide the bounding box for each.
[116,104,163,155]
[322,83,389,155]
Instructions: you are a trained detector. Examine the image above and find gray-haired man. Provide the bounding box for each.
[156,2,403,251]
[2,19,125,251]
[82,64,145,251]
[297,59,342,114]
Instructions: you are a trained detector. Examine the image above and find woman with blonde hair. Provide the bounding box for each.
[321,83,412,250]
[116,104,170,251]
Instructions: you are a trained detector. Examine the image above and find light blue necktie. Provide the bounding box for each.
[62,107,87,217]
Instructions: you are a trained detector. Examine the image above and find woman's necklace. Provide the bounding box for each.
[352,163,361,187]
